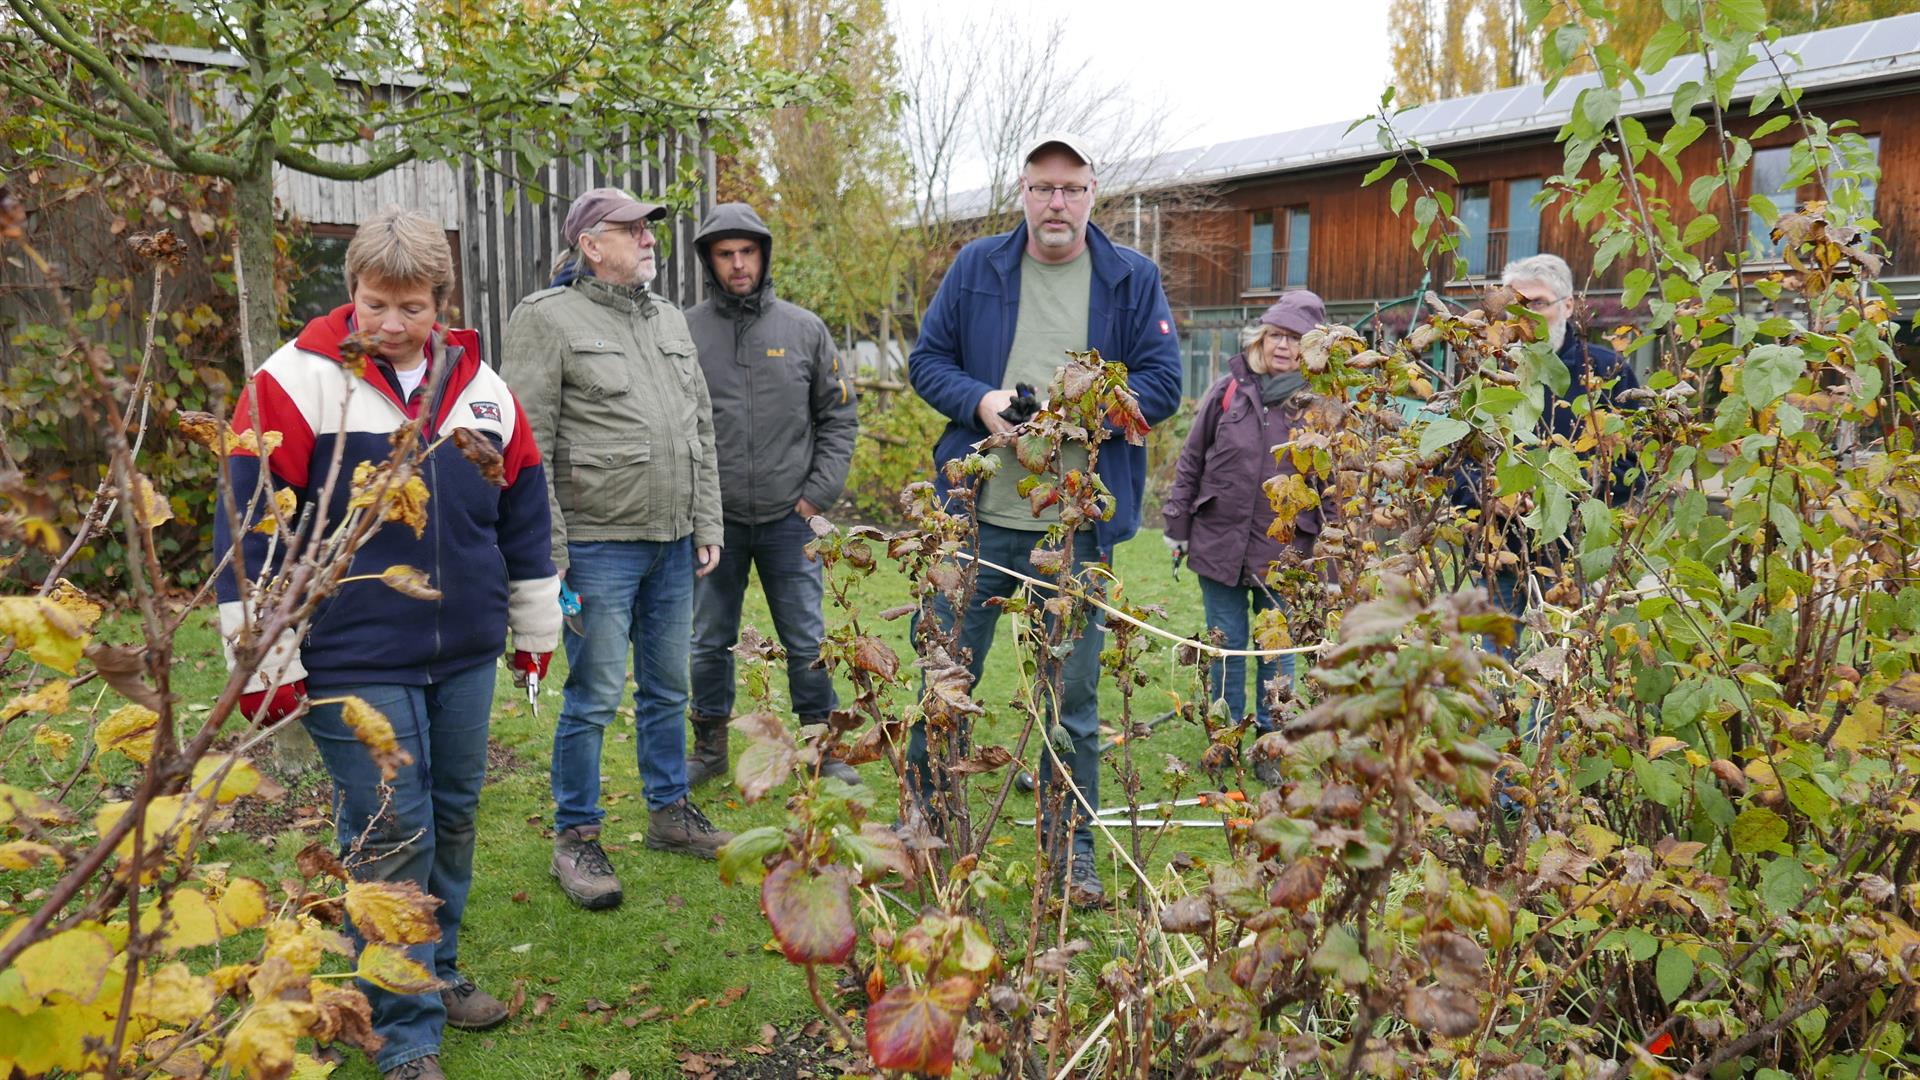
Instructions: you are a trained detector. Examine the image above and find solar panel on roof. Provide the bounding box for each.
[934,12,1920,217]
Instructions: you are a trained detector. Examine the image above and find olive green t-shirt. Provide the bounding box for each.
[976,251,1093,531]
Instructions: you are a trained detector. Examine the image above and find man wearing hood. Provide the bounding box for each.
[683,203,860,786]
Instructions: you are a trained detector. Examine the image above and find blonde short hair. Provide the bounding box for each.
[344,207,455,306]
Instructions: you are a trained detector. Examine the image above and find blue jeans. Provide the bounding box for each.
[690,513,836,720]
[1197,574,1296,728]
[302,660,496,1072]
[908,523,1104,861]
[552,538,694,825]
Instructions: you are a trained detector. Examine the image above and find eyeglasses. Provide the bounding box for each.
[1516,292,1565,312]
[1024,183,1091,204]
[595,221,653,240]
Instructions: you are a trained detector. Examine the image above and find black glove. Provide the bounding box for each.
[997,382,1042,426]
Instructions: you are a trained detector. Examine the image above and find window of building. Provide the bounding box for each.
[1747,145,1798,255]
[1458,183,1491,278]
[1506,177,1544,263]
[1247,207,1309,293]
[1249,211,1275,291]
[1285,206,1310,289]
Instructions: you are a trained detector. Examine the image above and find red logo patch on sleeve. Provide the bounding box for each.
[1159,320,1171,335]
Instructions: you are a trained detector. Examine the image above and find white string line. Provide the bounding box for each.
[951,550,1324,659]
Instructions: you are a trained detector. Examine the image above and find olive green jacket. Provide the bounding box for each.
[500,276,723,575]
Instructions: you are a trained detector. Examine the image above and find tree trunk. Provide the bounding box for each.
[232,168,281,372]
[230,167,315,768]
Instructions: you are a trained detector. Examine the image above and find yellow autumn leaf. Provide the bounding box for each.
[339,696,413,781]
[252,487,299,536]
[139,888,220,952]
[131,472,175,529]
[221,426,285,458]
[348,462,431,539]
[1646,736,1685,759]
[290,1051,342,1079]
[216,878,272,935]
[1833,700,1884,751]
[191,754,263,804]
[344,880,442,946]
[1262,472,1320,543]
[31,723,73,761]
[265,916,353,975]
[0,681,69,727]
[132,961,218,1026]
[210,963,256,995]
[96,703,160,764]
[0,998,116,1073]
[379,563,442,601]
[47,580,103,624]
[222,999,318,1079]
[96,796,200,878]
[354,942,442,994]
[0,783,75,826]
[0,839,64,871]
[0,595,89,673]
[10,924,115,1004]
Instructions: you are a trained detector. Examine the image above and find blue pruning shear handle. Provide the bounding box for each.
[559,581,584,636]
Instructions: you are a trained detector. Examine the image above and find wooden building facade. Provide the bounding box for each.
[1138,14,1920,396]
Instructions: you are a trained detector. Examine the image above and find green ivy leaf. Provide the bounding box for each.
[1731,806,1788,854]
[1632,754,1686,808]
[1310,926,1371,987]
[718,825,787,885]
[1760,856,1813,914]
[1655,945,1694,1003]
[1418,416,1473,456]
[1742,344,1808,408]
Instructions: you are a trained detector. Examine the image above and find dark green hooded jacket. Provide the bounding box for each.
[685,202,858,525]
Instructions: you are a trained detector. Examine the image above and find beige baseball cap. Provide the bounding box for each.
[1019,132,1096,170]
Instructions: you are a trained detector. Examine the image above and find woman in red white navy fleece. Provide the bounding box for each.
[215,209,559,1080]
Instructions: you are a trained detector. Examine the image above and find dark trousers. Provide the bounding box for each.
[689,512,837,721]
[908,523,1104,862]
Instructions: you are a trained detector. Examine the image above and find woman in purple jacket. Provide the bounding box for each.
[1161,291,1328,728]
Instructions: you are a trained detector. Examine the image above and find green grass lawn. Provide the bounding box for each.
[9,525,1259,1077]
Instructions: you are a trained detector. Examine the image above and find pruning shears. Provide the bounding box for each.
[526,670,539,717]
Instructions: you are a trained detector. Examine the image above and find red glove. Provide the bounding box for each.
[511,651,551,687]
[239,680,306,725]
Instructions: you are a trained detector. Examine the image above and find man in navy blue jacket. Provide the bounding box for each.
[907,133,1184,908]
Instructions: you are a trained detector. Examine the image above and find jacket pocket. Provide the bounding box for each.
[565,337,633,399]
[561,439,653,528]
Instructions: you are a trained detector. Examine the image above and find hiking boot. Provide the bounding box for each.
[819,758,864,785]
[383,1057,445,1080]
[551,826,623,910]
[1067,853,1105,910]
[645,798,733,859]
[440,974,508,1030]
[684,712,730,787]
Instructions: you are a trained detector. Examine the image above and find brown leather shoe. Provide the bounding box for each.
[551,826,623,910]
[384,1056,445,1080]
[644,798,733,859]
[440,974,508,1030]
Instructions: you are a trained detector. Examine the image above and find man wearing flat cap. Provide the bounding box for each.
[907,134,1184,909]
[501,187,732,912]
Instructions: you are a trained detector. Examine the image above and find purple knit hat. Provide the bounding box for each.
[1259,290,1327,336]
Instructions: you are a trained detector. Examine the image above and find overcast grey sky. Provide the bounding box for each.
[888,0,1395,157]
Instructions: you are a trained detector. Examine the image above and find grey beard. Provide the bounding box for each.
[1547,319,1568,351]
